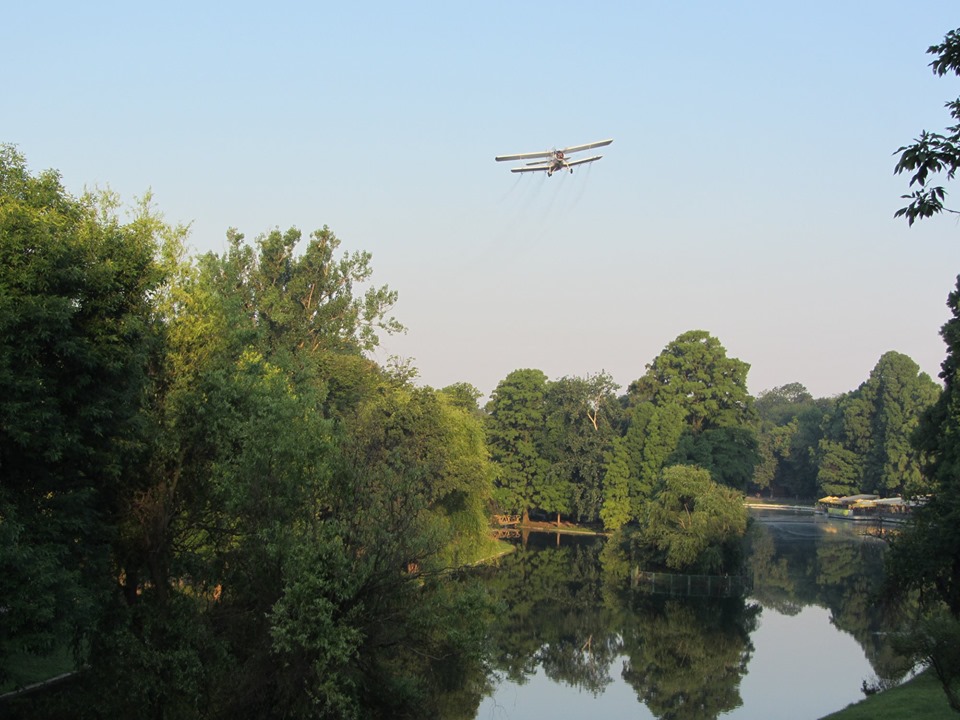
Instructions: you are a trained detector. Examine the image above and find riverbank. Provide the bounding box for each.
[819,670,953,719]
[516,519,607,535]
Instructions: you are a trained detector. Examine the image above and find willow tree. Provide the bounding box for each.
[638,465,748,574]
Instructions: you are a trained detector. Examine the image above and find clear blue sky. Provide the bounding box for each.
[6,2,960,399]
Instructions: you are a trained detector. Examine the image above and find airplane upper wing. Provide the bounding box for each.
[495,149,553,162]
[566,154,604,167]
[560,139,613,155]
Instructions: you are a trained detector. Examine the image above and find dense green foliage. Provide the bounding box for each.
[485,368,550,523]
[816,352,939,498]
[751,383,827,498]
[483,333,757,571]
[637,465,747,574]
[0,147,162,672]
[745,356,938,503]
[627,330,755,433]
[607,332,754,567]
[0,147,495,719]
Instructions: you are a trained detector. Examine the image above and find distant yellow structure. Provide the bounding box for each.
[815,494,913,522]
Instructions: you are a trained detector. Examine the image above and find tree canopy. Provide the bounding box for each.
[628,330,755,434]
[816,351,939,498]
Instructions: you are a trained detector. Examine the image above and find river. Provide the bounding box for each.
[472,509,910,720]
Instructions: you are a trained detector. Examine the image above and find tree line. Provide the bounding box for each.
[482,331,940,536]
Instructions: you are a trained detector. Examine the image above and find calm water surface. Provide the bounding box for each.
[474,510,908,720]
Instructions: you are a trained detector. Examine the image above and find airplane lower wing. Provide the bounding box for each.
[510,165,552,173]
[510,155,603,173]
[567,155,603,167]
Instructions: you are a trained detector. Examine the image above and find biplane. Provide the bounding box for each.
[495,138,613,176]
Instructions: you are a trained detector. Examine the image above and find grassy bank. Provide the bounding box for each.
[0,646,76,696]
[820,670,954,719]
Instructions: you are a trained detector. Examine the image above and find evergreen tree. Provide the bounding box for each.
[600,438,631,531]
[816,352,938,498]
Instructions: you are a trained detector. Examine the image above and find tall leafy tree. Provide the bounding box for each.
[485,369,549,523]
[211,226,404,356]
[620,401,686,518]
[860,352,939,495]
[0,146,163,679]
[628,330,755,433]
[542,373,620,523]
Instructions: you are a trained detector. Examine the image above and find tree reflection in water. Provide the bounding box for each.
[475,514,913,719]
[620,597,759,720]
[478,533,758,719]
[746,513,913,686]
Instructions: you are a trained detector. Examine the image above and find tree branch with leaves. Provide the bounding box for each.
[894,29,960,225]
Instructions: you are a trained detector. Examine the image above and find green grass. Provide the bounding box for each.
[0,646,77,695]
[820,670,956,720]
[465,538,516,565]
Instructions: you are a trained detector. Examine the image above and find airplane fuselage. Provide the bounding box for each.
[546,150,572,176]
